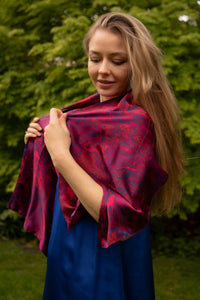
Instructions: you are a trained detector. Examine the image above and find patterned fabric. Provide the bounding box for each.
[8,92,168,254]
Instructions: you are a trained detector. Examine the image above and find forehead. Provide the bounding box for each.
[88,29,127,54]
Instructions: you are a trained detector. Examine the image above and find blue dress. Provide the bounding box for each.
[43,182,155,300]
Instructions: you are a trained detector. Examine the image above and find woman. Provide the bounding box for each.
[8,12,184,299]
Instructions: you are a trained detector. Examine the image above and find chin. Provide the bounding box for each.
[100,91,125,101]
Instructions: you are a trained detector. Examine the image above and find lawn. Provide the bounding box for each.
[0,238,200,299]
[0,239,46,300]
[153,255,200,299]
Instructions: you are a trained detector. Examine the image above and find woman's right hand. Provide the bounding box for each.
[24,117,42,144]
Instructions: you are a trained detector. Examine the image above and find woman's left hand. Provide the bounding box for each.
[44,108,70,164]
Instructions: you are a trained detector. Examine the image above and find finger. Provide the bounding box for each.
[59,112,68,127]
[63,112,68,119]
[27,127,41,136]
[32,117,40,123]
[49,108,63,123]
[24,132,37,144]
[29,122,42,131]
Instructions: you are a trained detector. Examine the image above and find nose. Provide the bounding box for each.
[98,59,110,75]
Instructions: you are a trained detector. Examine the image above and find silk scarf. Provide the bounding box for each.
[8,92,168,255]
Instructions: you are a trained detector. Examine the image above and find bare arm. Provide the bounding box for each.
[44,108,103,222]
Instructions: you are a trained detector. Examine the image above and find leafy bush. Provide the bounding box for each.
[151,210,200,257]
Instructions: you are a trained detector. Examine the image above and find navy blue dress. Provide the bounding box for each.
[43,182,155,300]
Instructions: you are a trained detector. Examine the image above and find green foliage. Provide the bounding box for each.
[0,0,199,239]
[151,215,200,257]
[0,209,24,238]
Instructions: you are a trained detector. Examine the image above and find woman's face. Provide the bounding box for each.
[88,29,131,102]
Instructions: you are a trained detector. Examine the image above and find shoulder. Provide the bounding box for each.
[128,103,154,134]
[124,104,156,149]
[119,92,154,129]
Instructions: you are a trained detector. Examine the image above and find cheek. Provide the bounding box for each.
[119,70,130,88]
[126,68,131,84]
[88,64,96,82]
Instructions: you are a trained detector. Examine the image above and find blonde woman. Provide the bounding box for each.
[9,12,184,299]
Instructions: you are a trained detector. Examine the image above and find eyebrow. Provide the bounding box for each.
[89,50,127,56]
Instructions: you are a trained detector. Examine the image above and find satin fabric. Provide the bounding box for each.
[8,92,168,254]
[43,181,155,300]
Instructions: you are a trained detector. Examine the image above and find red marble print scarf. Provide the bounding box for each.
[8,92,168,254]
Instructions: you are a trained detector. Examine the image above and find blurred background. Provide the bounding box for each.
[0,0,200,299]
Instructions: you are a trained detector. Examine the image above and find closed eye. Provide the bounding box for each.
[113,61,126,65]
[90,59,126,65]
[89,58,100,63]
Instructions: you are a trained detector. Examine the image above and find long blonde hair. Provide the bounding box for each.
[83,12,185,215]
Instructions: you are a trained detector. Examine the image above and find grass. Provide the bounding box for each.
[154,255,200,299]
[0,239,46,300]
[0,238,200,299]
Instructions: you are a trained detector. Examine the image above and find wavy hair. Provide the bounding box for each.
[83,12,185,215]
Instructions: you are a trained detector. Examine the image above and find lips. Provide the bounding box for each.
[98,80,114,84]
[97,80,115,88]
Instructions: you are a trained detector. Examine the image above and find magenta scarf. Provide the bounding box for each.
[8,92,168,254]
